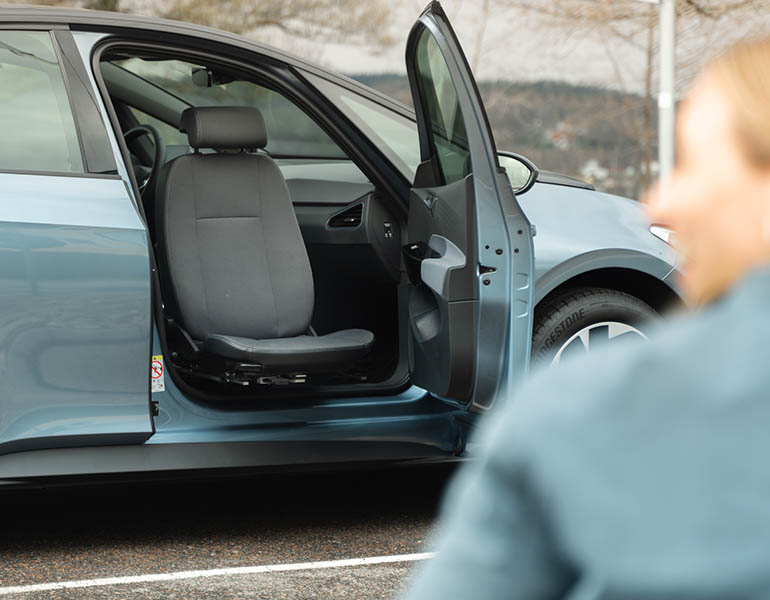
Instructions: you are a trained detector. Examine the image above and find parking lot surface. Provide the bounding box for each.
[0,464,456,599]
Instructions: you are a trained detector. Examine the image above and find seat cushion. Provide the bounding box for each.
[204,329,375,369]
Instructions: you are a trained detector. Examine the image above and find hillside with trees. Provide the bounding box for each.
[355,74,658,199]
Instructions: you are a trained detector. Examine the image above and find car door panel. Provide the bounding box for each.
[405,2,535,410]
[406,176,478,400]
[408,177,476,301]
[0,26,154,457]
[0,174,153,455]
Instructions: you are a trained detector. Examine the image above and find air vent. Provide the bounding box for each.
[328,203,364,228]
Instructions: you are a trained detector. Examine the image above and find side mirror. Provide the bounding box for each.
[498,151,539,195]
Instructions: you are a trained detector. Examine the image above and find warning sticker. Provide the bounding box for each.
[151,354,165,393]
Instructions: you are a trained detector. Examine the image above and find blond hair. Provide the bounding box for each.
[709,37,770,166]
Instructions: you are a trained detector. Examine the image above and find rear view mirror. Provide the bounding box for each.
[191,67,213,88]
[191,67,235,88]
[498,152,539,195]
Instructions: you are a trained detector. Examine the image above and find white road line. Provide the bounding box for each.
[0,552,436,596]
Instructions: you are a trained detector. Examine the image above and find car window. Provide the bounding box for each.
[113,58,347,160]
[413,28,471,185]
[336,93,421,181]
[0,31,83,173]
[303,72,421,182]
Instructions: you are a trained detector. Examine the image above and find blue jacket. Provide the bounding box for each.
[404,268,770,599]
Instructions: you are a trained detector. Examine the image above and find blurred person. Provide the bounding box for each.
[403,37,770,600]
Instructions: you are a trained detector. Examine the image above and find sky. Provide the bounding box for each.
[260,0,652,90]
[124,0,767,96]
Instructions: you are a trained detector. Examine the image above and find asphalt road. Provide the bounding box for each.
[0,464,457,599]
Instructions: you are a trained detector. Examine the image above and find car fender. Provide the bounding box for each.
[516,181,679,305]
[533,248,677,304]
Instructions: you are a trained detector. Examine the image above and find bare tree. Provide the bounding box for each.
[492,0,767,190]
[510,0,761,28]
[7,0,397,48]
[158,0,395,48]
[472,0,492,71]
[4,0,115,7]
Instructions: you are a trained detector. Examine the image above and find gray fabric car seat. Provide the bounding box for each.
[155,106,374,371]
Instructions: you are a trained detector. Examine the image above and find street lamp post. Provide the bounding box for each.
[637,0,676,180]
[658,0,676,179]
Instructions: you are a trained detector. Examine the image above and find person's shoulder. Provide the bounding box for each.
[486,297,764,459]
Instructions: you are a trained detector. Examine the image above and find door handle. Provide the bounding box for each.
[421,234,466,299]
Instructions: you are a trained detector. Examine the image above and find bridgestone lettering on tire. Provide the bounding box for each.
[531,287,658,367]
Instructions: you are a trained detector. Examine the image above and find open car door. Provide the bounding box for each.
[404,1,534,411]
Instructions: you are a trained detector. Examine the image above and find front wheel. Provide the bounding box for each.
[531,287,658,367]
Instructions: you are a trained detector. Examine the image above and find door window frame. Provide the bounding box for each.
[89,36,416,403]
[53,30,118,175]
[410,25,472,187]
[0,28,118,179]
[90,38,409,209]
[110,53,351,161]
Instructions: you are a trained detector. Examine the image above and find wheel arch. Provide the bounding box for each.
[534,251,682,315]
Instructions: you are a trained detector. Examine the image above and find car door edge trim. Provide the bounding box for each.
[0,168,120,179]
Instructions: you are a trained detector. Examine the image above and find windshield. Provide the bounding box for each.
[112,57,348,159]
[303,72,421,181]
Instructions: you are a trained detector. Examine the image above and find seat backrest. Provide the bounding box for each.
[155,106,314,342]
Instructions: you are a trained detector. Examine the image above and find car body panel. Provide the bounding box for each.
[0,331,466,481]
[0,173,153,455]
[149,346,461,451]
[0,441,453,484]
[518,182,677,302]
[0,6,679,484]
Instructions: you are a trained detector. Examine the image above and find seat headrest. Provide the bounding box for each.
[180,106,267,150]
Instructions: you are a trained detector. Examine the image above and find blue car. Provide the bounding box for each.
[0,2,677,485]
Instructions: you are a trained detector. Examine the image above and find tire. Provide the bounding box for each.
[531,287,658,367]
